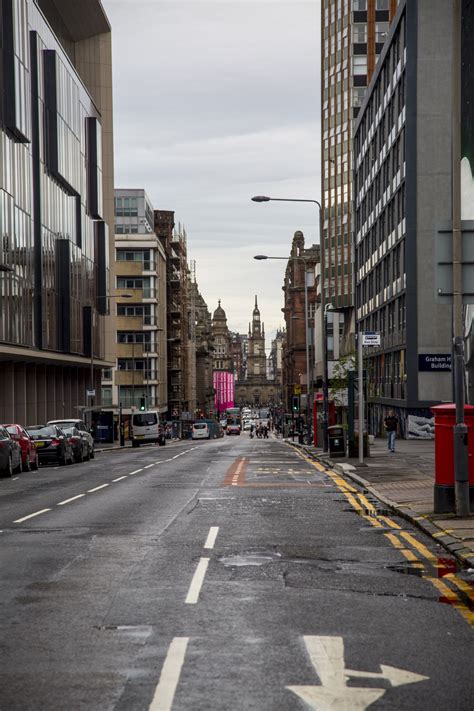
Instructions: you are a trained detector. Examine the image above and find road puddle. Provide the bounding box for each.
[219,551,282,567]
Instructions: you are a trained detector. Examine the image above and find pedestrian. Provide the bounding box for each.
[384,409,399,453]
[263,424,268,439]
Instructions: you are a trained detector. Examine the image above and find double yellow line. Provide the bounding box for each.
[303,453,474,627]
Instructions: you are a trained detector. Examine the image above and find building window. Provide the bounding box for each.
[117,304,151,319]
[101,386,113,406]
[353,56,367,76]
[376,22,389,43]
[116,250,151,269]
[353,0,367,9]
[114,196,138,217]
[376,0,389,9]
[117,276,153,297]
[102,368,113,380]
[353,24,367,43]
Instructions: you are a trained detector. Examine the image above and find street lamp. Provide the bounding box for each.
[252,194,329,451]
[253,253,312,445]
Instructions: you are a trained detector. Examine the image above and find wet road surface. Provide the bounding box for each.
[0,435,473,709]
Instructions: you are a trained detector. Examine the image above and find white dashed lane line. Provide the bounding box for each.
[87,484,110,493]
[57,494,86,506]
[14,509,51,523]
[149,637,189,711]
[185,557,210,604]
[11,447,197,523]
[204,526,219,550]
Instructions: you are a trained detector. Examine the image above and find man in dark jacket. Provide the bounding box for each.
[384,410,399,452]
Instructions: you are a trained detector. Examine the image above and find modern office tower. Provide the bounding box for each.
[103,189,167,414]
[354,0,458,436]
[154,210,191,420]
[321,0,398,332]
[0,0,114,424]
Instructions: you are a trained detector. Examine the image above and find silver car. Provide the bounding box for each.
[47,419,95,459]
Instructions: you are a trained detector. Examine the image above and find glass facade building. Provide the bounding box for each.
[353,0,454,436]
[0,0,114,424]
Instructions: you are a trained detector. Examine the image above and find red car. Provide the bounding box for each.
[4,425,39,472]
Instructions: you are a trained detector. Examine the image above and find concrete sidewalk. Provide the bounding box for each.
[291,437,474,568]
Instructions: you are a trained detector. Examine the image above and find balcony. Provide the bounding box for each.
[115,261,153,277]
[116,315,145,330]
[117,287,156,301]
[115,371,144,386]
[117,342,147,358]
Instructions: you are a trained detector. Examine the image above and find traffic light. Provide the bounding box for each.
[140,397,146,411]
[292,395,300,412]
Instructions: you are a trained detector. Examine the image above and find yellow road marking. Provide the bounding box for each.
[427,577,474,626]
[295,446,474,628]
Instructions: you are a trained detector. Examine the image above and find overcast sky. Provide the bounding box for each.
[102,0,320,349]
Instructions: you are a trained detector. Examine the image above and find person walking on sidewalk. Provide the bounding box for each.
[384,409,399,452]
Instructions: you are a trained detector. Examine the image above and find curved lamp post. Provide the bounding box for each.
[252,195,329,452]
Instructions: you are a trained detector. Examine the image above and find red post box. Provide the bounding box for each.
[431,404,474,513]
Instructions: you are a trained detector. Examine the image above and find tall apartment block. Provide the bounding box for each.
[321,0,398,339]
[103,189,167,414]
[354,0,460,435]
[0,0,114,423]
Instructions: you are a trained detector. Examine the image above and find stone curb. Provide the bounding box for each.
[288,441,474,569]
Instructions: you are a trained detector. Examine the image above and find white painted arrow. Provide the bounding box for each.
[286,684,385,711]
[345,665,430,688]
[286,636,429,711]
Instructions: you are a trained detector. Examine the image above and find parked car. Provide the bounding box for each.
[0,426,22,477]
[28,425,74,466]
[62,426,89,463]
[47,419,95,459]
[3,424,39,472]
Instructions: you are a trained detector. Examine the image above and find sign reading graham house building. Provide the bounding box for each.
[418,354,452,372]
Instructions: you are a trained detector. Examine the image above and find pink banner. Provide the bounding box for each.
[213,371,234,413]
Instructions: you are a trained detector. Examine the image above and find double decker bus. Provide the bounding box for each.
[225,407,241,435]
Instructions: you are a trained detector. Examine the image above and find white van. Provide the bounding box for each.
[131,411,165,447]
[192,422,210,440]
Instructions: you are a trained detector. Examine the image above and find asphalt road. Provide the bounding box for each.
[0,434,473,710]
